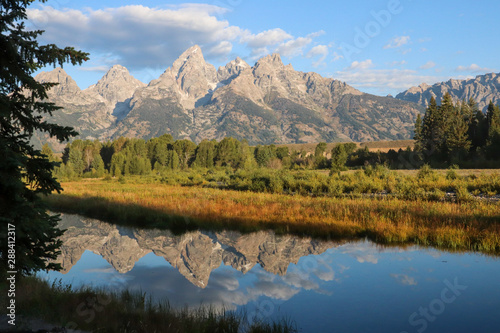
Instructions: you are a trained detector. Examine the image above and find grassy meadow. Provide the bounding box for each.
[44,167,500,254]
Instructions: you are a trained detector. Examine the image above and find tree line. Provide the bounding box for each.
[414,93,500,165]
[44,135,374,179]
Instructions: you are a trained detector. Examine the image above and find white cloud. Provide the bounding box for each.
[282,272,319,290]
[250,280,300,300]
[390,274,417,286]
[28,5,242,70]
[274,31,324,58]
[390,60,407,67]
[207,41,233,58]
[354,253,378,264]
[455,63,496,73]
[79,66,112,72]
[384,35,410,49]
[275,37,311,57]
[240,28,292,49]
[419,61,436,70]
[346,59,374,71]
[306,45,329,67]
[307,45,329,58]
[28,5,325,72]
[335,64,443,94]
[332,51,344,62]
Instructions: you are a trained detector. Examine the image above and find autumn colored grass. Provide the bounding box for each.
[275,139,415,155]
[44,178,500,254]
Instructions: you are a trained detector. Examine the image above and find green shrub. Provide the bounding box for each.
[446,165,459,180]
[455,185,473,203]
[325,177,344,196]
[396,179,426,200]
[417,164,437,181]
[268,174,284,194]
[428,189,446,201]
[250,176,269,192]
[188,173,205,186]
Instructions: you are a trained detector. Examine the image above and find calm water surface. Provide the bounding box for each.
[39,214,500,333]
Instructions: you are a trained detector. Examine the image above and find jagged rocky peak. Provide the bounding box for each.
[217,56,250,83]
[86,65,146,105]
[35,67,81,97]
[173,45,205,70]
[171,44,217,86]
[253,53,285,75]
[258,53,284,65]
[232,56,249,68]
[140,44,219,109]
[396,72,500,111]
[419,82,431,90]
[406,82,430,94]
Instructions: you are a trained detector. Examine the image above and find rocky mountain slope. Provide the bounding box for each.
[396,72,500,111]
[34,65,145,150]
[37,45,424,146]
[55,214,340,288]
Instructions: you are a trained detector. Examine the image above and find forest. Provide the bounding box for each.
[414,93,500,164]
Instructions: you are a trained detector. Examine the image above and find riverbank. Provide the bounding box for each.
[0,276,296,333]
[44,178,500,254]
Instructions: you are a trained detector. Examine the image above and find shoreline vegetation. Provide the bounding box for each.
[44,166,500,255]
[1,277,296,333]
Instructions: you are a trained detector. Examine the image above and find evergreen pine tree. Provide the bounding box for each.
[467,98,485,152]
[421,96,442,161]
[439,92,455,160]
[485,102,500,160]
[486,101,500,138]
[1,0,88,275]
[445,101,471,163]
[413,113,423,154]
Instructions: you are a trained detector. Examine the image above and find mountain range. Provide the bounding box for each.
[396,73,500,111]
[34,45,500,147]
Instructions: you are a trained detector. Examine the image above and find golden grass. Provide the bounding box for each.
[44,179,500,254]
[359,139,415,151]
[313,168,500,177]
[274,139,415,154]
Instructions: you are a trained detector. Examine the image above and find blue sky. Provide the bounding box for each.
[28,0,499,96]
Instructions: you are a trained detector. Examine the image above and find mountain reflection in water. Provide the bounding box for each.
[52,214,342,288]
[40,214,500,333]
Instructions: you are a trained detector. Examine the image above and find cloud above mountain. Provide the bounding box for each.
[27,4,323,71]
[335,60,443,93]
[455,63,496,73]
